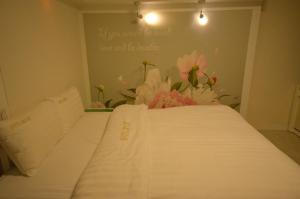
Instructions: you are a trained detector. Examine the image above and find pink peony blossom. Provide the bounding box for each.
[148,90,197,109]
[177,50,208,81]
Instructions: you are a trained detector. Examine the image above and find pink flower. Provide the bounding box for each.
[177,50,208,81]
[148,90,197,109]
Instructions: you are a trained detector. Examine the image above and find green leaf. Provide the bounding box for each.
[121,93,136,101]
[104,99,112,108]
[111,100,127,108]
[179,85,189,93]
[188,67,198,88]
[94,85,104,93]
[127,88,136,93]
[217,94,230,100]
[171,81,183,91]
[120,89,136,101]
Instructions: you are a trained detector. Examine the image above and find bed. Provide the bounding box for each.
[0,88,300,199]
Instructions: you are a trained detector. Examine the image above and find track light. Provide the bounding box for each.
[198,10,208,26]
[197,0,208,26]
[144,12,160,25]
[133,0,207,26]
[134,1,143,21]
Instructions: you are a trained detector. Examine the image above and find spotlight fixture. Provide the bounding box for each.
[144,12,160,25]
[197,0,208,26]
[198,10,208,26]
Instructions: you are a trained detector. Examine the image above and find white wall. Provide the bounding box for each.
[0,0,88,115]
[247,0,300,130]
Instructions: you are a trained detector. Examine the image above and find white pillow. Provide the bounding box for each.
[0,101,64,176]
[47,87,84,133]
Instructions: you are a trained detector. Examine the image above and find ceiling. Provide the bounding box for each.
[58,0,264,10]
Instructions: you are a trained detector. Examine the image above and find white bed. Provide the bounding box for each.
[0,112,110,199]
[0,105,300,199]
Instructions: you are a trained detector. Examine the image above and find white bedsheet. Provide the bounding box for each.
[0,112,110,199]
[73,105,149,199]
[73,105,300,199]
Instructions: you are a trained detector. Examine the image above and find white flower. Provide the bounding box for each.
[135,69,171,105]
[181,83,217,104]
[181,86,190,98]
[144,69,162,91]
[135,84,155,105]
[192,84,218,104]
[160,77,171,92]
[95,84,104,92]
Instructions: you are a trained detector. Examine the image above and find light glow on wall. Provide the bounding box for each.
[198,13,208,26]
[144,12,160,25]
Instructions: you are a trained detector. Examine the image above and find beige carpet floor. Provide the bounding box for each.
[260,130,300,165]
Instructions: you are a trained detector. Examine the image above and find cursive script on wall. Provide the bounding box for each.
[98,27,172,42]
[99,42,160,52]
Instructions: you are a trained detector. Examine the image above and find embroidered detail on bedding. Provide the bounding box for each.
[10,117,31,129]
[72,105,149,199]
[120,121,130,140]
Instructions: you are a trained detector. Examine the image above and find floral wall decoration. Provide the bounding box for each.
[84,11,251,109]
[92,50,240,109]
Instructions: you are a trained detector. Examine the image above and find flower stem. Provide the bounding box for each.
[97,91,101,102]
[191,86,194,98]
[203,72,210,79]
[101,92,105,103]
[143,63,147,82]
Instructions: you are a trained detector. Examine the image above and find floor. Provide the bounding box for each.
[260,130,300,165]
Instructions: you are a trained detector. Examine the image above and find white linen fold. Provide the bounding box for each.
[72,105,150,199]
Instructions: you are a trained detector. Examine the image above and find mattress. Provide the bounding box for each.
[73,105,300,199]
[1,105,300,199]
[0,112,111,199]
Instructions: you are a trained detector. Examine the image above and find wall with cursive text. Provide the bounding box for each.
[83,10,252,106]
